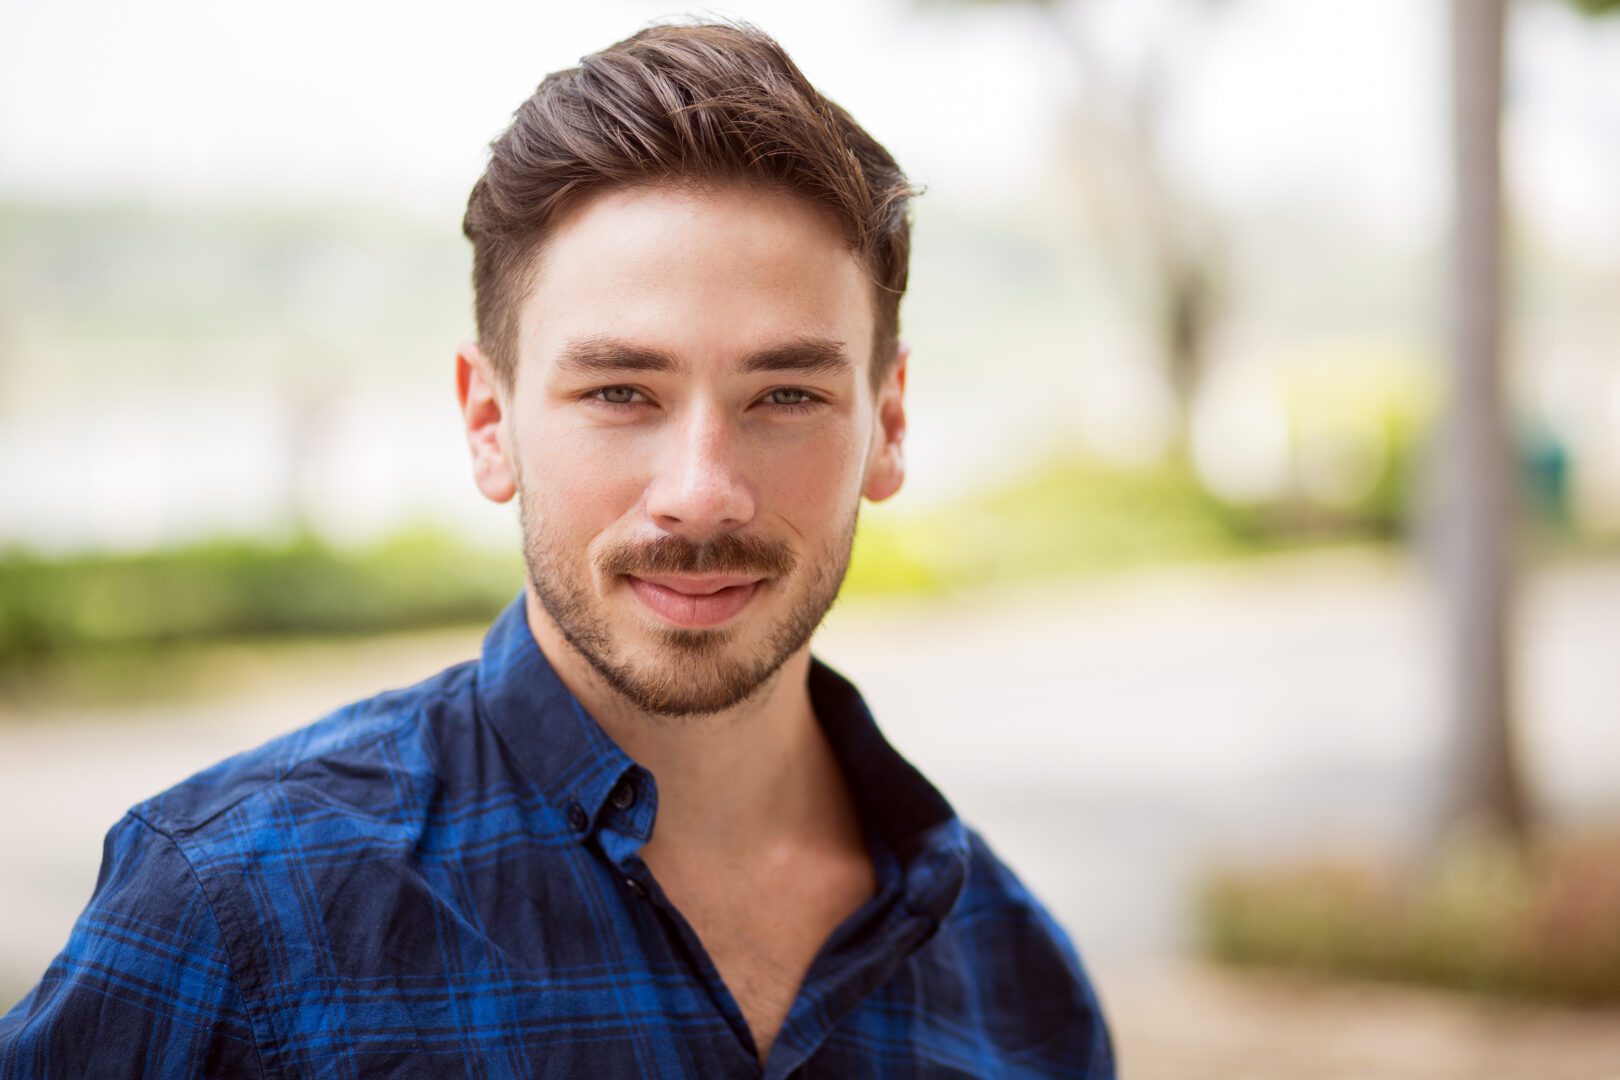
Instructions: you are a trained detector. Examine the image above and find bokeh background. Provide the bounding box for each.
[3,0,1619,1075]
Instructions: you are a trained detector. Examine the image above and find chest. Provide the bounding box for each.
[209,839,1091,1077]
[646,848,878,1060]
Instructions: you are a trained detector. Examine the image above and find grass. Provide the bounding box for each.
[1199,827,1620,1004]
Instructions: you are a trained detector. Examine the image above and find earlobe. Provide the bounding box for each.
[457,342,517,504]
[862,343,909,503]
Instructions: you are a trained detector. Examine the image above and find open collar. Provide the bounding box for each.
[474,591,968,920]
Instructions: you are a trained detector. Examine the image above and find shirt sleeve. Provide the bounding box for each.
[0,812,263,1079]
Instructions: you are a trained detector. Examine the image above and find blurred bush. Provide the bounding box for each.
[1199,829,1620,1003]
[844,453,1374,597]
[0,530,521,666]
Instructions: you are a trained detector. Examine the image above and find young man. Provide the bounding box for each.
[0,22,1113,1078]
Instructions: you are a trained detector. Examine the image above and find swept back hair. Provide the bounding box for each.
[462,20,916,387]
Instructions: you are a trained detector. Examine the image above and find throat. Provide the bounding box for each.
[642,817,878,1063]
[631,686,877,1064]
[605,655,822,849]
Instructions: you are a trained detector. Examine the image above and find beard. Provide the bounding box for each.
[517,490,856,718]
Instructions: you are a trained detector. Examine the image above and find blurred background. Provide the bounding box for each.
[2,0,1619,1075]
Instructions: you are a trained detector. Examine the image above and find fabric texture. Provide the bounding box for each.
[0,594,1115,1079]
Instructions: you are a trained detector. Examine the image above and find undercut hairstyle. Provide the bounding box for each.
[462,20,916,389]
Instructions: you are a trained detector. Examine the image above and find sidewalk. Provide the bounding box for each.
[1100,960,1620,1079]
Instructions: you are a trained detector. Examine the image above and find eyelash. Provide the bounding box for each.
[587,386,824,414]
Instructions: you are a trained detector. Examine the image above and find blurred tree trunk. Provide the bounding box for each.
[1433,0,1529,846]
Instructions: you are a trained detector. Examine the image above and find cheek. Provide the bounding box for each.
[762,427,865,523]
[518,425,648,540]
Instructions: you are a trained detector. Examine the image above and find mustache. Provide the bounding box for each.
[596,532,797,579]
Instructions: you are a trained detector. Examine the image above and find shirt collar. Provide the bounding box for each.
[474,591,969,922]
[475,593,643,838]
[804,655,968,921]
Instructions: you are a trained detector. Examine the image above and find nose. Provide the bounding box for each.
[644,401,756,539]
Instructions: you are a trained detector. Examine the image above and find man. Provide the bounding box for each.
[0,21,1113,1078]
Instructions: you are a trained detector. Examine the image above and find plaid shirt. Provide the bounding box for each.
[1,595,1114,1078]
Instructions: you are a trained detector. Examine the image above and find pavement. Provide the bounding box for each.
[3,547,1618,1076]
[1096,961,1620,1079]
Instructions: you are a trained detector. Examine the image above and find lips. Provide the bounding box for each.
[625,574,763,628]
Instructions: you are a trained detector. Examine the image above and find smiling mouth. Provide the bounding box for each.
[625,574,764,629]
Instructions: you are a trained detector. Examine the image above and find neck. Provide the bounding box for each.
[522,588,852,857]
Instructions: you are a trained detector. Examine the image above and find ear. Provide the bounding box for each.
[861,342,908,503]
[456,341,517,504]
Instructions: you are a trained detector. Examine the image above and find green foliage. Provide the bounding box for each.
[0,530,521,667]
[843,454,1348,598]
[1568,0,1620,14]
[1199,829,1620,1003]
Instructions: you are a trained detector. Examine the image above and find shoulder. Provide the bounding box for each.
[132,658,479,840]
[956,827,1076,936]
[0,811,263,1073]
[2,657,505,1072]
[934,826,1117,1076]
[953,827,1104,995]
[953,828,1100,975]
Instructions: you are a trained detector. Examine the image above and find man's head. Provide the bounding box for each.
[456,22,914,717]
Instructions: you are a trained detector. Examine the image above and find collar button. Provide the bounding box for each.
[566,802,588,833]
[610,779,637,810]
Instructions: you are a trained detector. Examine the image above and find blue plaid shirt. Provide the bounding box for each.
[1,595,1114,1078]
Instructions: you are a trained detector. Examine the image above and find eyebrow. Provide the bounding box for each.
[741,338,852,377]
[556,336,853,379]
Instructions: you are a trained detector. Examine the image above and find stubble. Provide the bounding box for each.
[518,489,855,717]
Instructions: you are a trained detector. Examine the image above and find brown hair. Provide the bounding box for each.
[462,20,916,389]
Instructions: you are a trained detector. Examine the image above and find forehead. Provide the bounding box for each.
[515,183,875,380]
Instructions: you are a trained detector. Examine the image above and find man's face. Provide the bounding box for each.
[459,183,906,716]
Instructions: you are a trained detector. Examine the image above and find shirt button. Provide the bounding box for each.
[610,779,637,810]
[566,803,588,833]
[625,878,647,898]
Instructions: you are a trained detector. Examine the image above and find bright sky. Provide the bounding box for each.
[0,0,1062,213]
[2,0,1617,247]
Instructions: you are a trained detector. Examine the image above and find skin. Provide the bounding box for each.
[455,181,908,1062]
